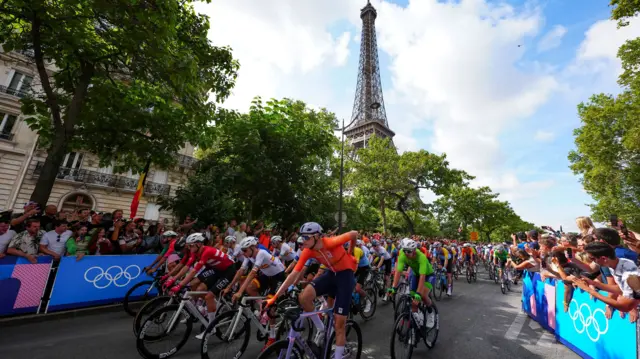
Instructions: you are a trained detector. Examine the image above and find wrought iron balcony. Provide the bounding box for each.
[176,153,198,168]
[0,85,29,98]
[32,162,171,196]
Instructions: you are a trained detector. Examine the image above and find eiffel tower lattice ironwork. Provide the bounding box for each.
[344,0,395,149]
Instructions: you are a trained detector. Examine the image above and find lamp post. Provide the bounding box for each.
[336,102,380,233]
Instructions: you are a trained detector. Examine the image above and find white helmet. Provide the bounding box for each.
[356,239,363,246]
[297,236,305,244]
[163,231,178,237]
[224,235,236,244]
[463,243,470,247]
[270,235,282,244]
[185,232,206,244]
[433,241,442,248]
[400,238,418,251]
[299,222,322,235]
[240,236,258,249]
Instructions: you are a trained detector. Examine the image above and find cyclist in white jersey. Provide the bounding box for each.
[271,235,296,266]
[371,239,393,300]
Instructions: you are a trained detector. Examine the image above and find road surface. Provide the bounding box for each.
[0,269,579,359]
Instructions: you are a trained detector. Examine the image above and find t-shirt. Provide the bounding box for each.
[620,271,640,299]
[494,249,509,260]
[242,249,285,276]
[610,258,638,295]
[396,250,433,276]
[294,233,356,273]
[40,230,73,255]
[615,246,638,264]
[435,247,450,261]
[118,232,140,249]
[0,229,17,254]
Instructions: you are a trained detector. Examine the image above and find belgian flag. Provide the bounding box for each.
[130,159,151,219]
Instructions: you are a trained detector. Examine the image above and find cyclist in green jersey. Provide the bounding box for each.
[493,244,509,281]
[388,238,436,328]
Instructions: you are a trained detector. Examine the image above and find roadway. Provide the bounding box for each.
[0,269,579,359]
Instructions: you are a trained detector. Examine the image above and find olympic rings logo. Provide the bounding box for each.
[84,265,141,289]
[568,299,609,342]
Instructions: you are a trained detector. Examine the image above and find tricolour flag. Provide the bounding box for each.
[130,159,151,219]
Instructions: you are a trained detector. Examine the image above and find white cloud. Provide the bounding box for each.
[537,25,567,52]
[534,130,555,142]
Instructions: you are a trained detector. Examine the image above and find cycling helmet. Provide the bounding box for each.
[463,243,470,247]
[356,239,363,246]
[163,231,178,237]
[433,241,442,248]
[366,243,372,248]
[297,236,304,244]
[224,235,236,244]
[173,237,186,252]
[240,236,258,249]
[371,239,380,247]
[185,232,206,244]
[400,238,418,251]
[270,235,282,244]
[299,222,323,235]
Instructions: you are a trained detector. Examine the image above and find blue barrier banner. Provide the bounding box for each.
[0,256,53,316]
[521,271,556,332]
[555,283,637,359]
[47,255,157,312]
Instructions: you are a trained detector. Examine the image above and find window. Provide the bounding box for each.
[0,113,17,140]
[143,203,161,221]
[152,170,168,184]
[6,71,33,97]
[62,152,84,169]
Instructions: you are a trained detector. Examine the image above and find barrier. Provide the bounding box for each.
[47,254,157,312]
[521,270,639,359]
[0,256,53,316]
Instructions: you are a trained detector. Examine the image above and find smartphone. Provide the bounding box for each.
[610,214,618,227]
[566,248,573,259]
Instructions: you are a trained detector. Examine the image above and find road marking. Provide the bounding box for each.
[504,312,527,340]
[536,331,556,348]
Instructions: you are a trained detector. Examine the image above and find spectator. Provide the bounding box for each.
[105,209,124,239]
[87,211,105,233]
[235,222,247,242]
[508,249,539,272]
[66,224,91,260]
[594,227,638,263]
[527,230,540,250]
[40,219,72,259]
[140,224,163,254]
[88,228,112,255]
[0,220,16,258]
[10,201,41,233]
[6,219,43,263]
[576,216,596,237]
[225,219,236,237]
[114,220,142,253]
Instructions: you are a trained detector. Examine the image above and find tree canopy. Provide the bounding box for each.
[1,0,238,205]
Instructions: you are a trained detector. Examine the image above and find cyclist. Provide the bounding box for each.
[225,236,286,349]
[267,222,357,359]
[353,239,372,312]
[371,239,393,301]
[166,233,236,339]
[271,235,296,267]
[388,238,436,328]
[143,231,179,275]
[493,244,509,282]
[432,242,453,296]
[461,243,475,274]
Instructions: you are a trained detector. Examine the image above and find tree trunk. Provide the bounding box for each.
[396,199,415,235]
[29,131,69,207]
[380,197,387,234]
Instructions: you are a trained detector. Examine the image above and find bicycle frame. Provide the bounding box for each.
[224,296,269,339]
[166,291,210,333]
[282,306,335,359]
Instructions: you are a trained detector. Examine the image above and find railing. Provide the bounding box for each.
[0,85,29,98]
[32,162,171,196]
[176,153,198,168]
[0,132,14,141]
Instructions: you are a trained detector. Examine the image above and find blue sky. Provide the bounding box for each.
[197,0,640,232]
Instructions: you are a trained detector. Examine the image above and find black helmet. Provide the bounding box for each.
[173,237,186,252]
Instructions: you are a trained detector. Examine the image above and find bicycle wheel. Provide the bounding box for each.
[466,268,471,283]
[257,339,308,359]
[500,278,506,294]
[136,304,192,359]
[506,278,511,292]
[453,268,458,280]
[133,295,173,337]
[200,310,251,359]
[394,295,411,321]
[434,278,443,301]
[423,304,439,348]
[360,287,377,321]
[325,319,362,359]
[124,280,155,316]
[494,269,499,284]
[472,271,477,283]
[390,312,414,359]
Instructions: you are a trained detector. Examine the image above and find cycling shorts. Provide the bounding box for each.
[409,271,434,292]
[305,263,321,278]
[438,259,453,273]
[382,258,392,276]
[256,271,285,295]
[355,266,370,286]
[198,265,235,295]
[311,269,356,317]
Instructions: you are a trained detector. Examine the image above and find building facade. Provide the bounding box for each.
[0,48,195,223]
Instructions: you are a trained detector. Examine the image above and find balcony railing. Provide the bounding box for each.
[0,85,29,98]
[32,162,171,196]
[176,153,198,168]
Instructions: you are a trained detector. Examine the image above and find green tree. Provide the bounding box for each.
[0,0,238,205]
[162,97,340,228]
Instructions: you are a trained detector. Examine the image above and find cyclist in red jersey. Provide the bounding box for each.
[167,233,235,336]
[267,222,357,359]
[143,231,179,275]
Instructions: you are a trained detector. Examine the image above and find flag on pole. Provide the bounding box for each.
[130,159,151,219]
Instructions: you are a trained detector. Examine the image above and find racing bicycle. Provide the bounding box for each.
[390,290,439,359]
[124,271,163,316]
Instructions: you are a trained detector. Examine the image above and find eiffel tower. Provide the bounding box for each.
[344,0,395,149]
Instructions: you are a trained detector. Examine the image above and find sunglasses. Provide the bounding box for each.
[403,249,416,255]
[241,247,251,253]
[300,235,313,241]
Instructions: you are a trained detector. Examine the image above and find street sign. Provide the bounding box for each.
[334,212,347,223]
[470,231,479,241]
